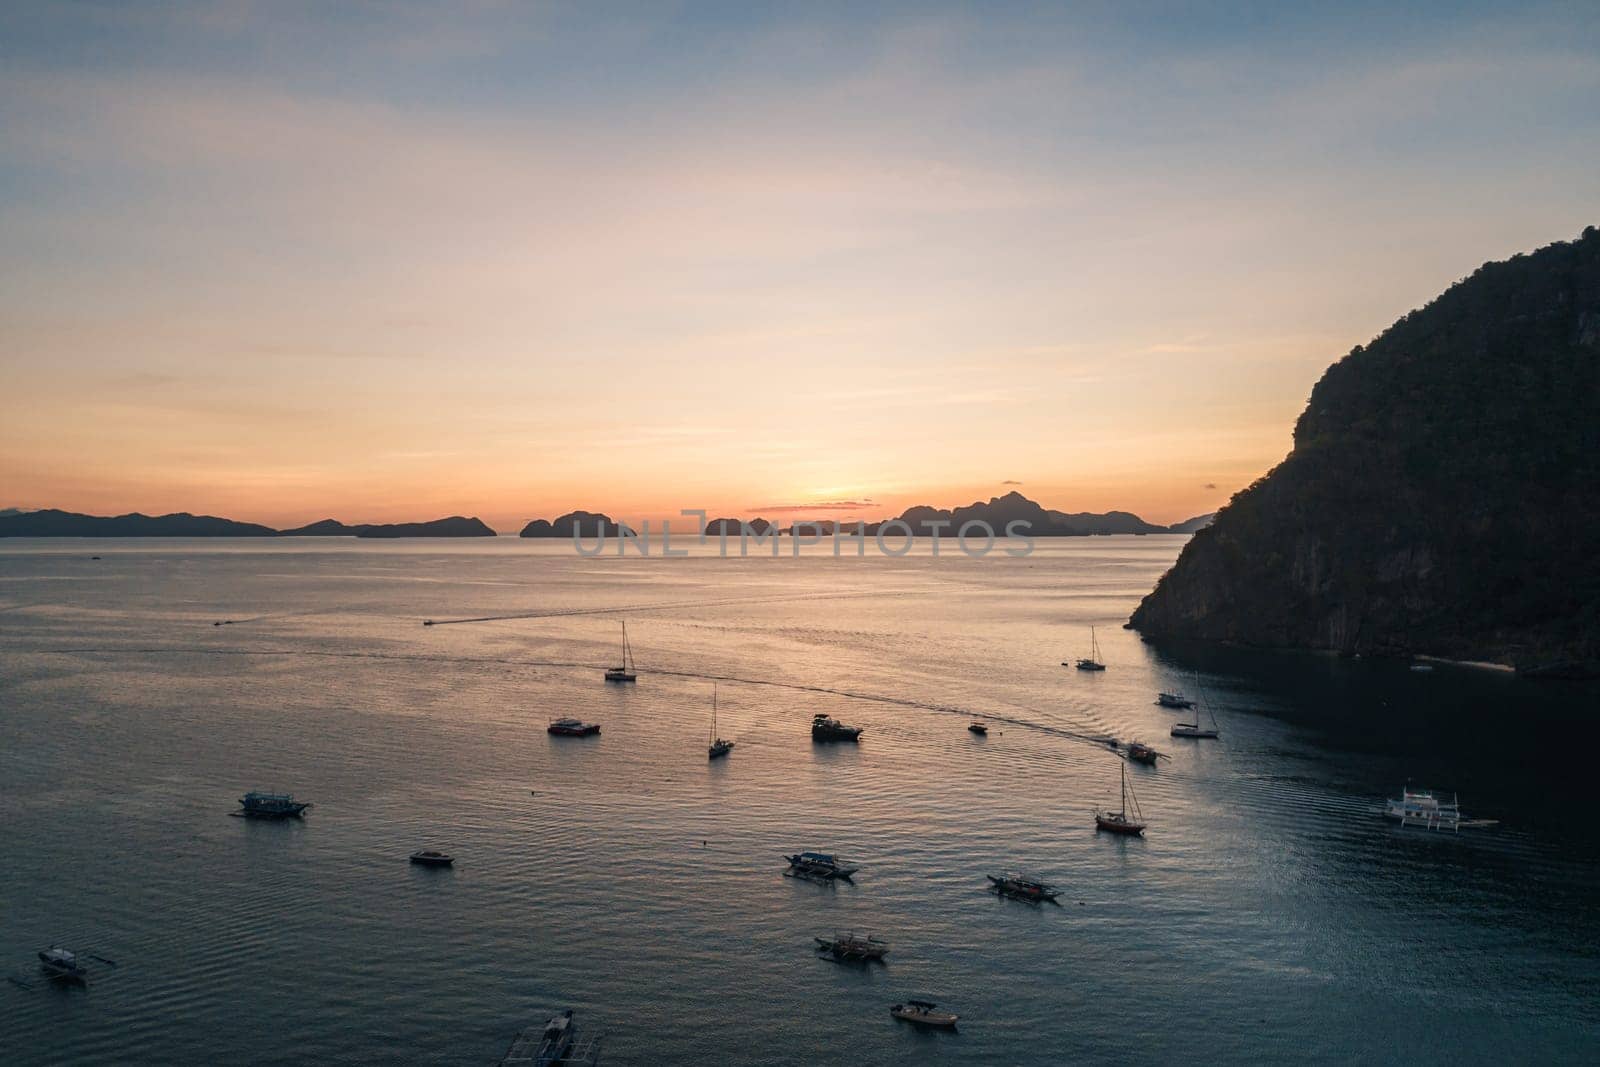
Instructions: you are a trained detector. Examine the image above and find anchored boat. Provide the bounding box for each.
[815,932,889,961]
[1071,626,1106,671]
[496,1009,601,1067]
[37,946,88,983]
[708,685,733,759]
[968,722,988,735]
[1157,691,1195,709]
[548,717,601,737]
[785,851,857,880]
[1095,763,1147,835]
[811,713,862,742]
[988,874,1060,903]
[237,791,311,818]
[604,621,637,682]
[891,1001,959,1028]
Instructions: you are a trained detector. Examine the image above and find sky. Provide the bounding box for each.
[2,2,1597,531]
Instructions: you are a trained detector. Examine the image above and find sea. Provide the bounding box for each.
[1,536,1597,1065]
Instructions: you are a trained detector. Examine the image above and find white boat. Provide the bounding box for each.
[891,1000,959,1028]
[1171,690,1220,739]
[604,621,637,682]
[1384,786,1461,831]
[1070,626,1106,671]
[1094,763,1146,835]
[708,685,733,759]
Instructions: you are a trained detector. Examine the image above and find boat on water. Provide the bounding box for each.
[1095,763,1147,835]
[815,932,889,961]
[1126,741,1160,764]
[1171,692,1220,739]
[708,685,733,759]
[987,874,1060,903]
[1384,786,1462,831]
[37,946,88,983]
[409,849,454,867]
[1156,691,1195,709]
[548,717,601,737]
[968,722,988,735]
[1072,626,1106,671]
[811,713,862,742]
[1409,663,1435,673]
[496,1009,601,1067]
[891,1001,959,1028]
[237,791,311,818]
[785,851,858,880]
[604,621,637,682]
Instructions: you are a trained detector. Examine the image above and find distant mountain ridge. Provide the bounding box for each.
[1130,227,1600,676]
[0,510,495,538]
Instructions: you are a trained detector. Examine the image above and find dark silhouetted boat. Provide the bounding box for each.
[891,1000,958,1028]
[409,849,454,867]
[1095,763,1147,835]
[496,1008,601,1066]
[548,717,600,737]
[815,932,889,961]
[988,874,1059,903]
[237,791,311,818]
[604,621,637,682]
[37,946,88,983]
[1126,741,1161,765]
[785,851,857,880]
[1157,691,1195,709]
[968,722,988,735]
[708,685,733,759]
[811,713,862,741]
[1072,626,1106,670]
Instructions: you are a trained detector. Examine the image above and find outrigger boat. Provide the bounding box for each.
[495,1008,601,1067]
[811,713,862,742]
[37,946,88,983]
[891,1000,959,1028]
[785,851,858,880]
[1071,626,1106,671]
[1126,741,1161,765]
[815,932,889,961]
[1095,763,1147,835]
[604,620,637,682]
[968,722,988,735]
[1156,691,1195,709]
[1384,786,1463,831]
[548,717,601,737]
[237,791,311,818]
[409,849,454,867]
[987,874,1060,903]
[708,685,733,759]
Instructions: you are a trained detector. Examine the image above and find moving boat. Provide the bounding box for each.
[815,932,889,961]
[708,685,733,759]
[1095,763,1147,835]
[1126,741,1160,765]
[1072,627,1106,671]
[1384,786,1462,831]
[987,874,1059,903]
[409,849,454,867]
[37,946,88,983]
[237,791,311,818]
[890,1001,959,1028]
[604,621,637,682]
[548,717,601,737]
[785,851,858,880]
[1157,691,1195,709]
[811,713,862,741]
[968,722,988,735]
[495,1008,601,1067]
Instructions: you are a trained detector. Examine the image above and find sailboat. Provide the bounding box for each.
[1071,626,1106,671]
[708,685,733,759]
[1171,689,1219,739]
[1095,762,1146,835]
[604,620,637,682]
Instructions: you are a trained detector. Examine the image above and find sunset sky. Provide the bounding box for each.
[2,2,1597,530]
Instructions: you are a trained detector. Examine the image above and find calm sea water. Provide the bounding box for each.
[1,537,1597,1065]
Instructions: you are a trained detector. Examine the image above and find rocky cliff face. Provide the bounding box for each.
[1130,227,1600,675]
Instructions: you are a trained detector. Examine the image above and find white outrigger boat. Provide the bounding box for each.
[1384,786,1464,831]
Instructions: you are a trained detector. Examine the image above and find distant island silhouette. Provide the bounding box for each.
[0,510,495,538]
[519,493,1213,537]
[1131,226,1600,678]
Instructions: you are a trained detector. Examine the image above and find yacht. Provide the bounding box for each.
[968,722,989,735]
[1094,763,1147,835]
[891,1001,959,1028]
[811,713,862,741]
[604,620,637,682]
[237,791,311,818]
[1072,627,1106,671]
[548,717,601,737]
[708,686,733,759]
[409,849,454,867]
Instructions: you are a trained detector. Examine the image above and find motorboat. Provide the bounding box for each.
[785,851,858,880]
[37,946,88,983]
[987,874,1059,903]
[815,932,889,961]
[968,722,988,735]
[1157,692,1195,709]
[1072,626,1107,671]
[811,713,862,741]
[409,849,454,867]
[237,791,311,818]
[1094,763,1147,835]
[891,1001,959,1028]
[548,717,601,737]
